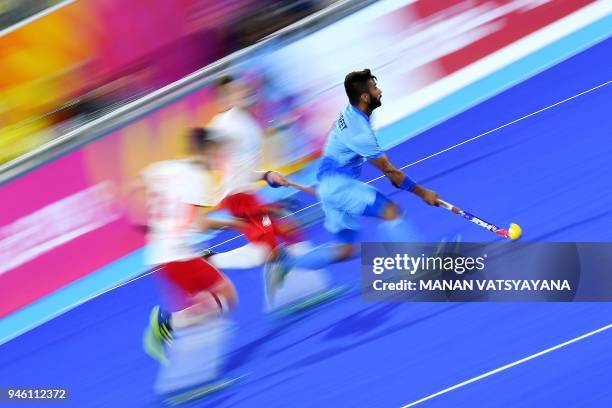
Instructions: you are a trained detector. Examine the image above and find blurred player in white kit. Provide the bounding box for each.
[205,74,330,308]
[139,128,243,393]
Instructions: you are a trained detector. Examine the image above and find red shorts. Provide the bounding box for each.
[159,258,226,300]
[221,192,301,249]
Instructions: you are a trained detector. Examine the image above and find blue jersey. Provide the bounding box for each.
[317,104,384,180]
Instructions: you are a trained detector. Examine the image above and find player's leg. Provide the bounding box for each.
[265,178,369,295]
[208,242,270,270]
[169,278,237,329]
[280,226,357,271]
[145,258,236,362]
[151,261,238,394]
[281,177,373,271]
[263,215,357,301]
[208,192,303,269]
[271,179,418,276]
[362,191,423,242]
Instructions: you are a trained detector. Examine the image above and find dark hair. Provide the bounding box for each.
[344,69,377,106]
[188,127,215,152]
[215,74,235,91]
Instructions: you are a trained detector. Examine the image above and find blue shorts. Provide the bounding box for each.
[318,175,382,240]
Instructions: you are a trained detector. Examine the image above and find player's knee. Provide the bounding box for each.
[212,280,238,311]
[382,203,401,221]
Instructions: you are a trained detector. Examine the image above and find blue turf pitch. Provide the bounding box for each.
[1,38,611,408]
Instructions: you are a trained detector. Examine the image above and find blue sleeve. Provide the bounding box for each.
[345,122,384,159]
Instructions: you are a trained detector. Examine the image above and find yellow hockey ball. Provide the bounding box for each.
[508,223,522,240]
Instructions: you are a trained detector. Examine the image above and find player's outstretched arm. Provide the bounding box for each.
[369,154,440,206]
[256,170,290,187]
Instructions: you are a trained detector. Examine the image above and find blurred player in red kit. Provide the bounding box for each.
[204,75,320,304]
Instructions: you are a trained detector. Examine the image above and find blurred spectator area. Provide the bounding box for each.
[0,0,334,164]
[0,0,67,30]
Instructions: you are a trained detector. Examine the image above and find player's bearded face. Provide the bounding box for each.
[366,79,382,110]
[368,89,382,110]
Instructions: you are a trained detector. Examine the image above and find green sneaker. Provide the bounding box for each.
[143,325,168,364]
[264,245,291,303]
[150,305,173,343]
[143,306,173,364]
